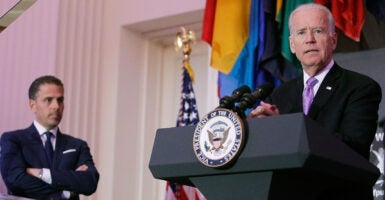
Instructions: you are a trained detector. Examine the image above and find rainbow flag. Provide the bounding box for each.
[202,0,264,97]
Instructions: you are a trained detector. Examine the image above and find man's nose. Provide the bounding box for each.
[305,32,316,43]
[50,99,59,109]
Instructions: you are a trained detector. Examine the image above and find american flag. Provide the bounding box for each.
[176,65,199,127]
[164,64,206,200]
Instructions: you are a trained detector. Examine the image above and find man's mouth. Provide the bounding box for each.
[304,49,318,54]
[50,113,61,119]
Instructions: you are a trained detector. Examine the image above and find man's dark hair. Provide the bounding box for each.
[28,75,64,100]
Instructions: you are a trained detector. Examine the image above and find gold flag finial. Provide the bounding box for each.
[175,27,196,81]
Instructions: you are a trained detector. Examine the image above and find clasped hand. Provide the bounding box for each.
[248,101,279,118]
[26,164,89,178]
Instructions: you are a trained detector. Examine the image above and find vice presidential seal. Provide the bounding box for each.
[193,108,245,168]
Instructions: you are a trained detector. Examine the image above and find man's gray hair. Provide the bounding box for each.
[288,3,335,36]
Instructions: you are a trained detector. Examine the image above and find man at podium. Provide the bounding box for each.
[249,3,382,200]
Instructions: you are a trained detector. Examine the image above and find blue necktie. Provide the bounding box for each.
[44,131,54,166]
[303,77,318,115]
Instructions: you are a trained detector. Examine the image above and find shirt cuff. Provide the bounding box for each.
[41,168,52,184]
[62,190,71,199]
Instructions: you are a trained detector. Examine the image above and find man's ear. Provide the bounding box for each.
[331,31,338,50]
[289,36,296,53]
[29,99,36,112]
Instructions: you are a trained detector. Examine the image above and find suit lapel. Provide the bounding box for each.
[276,77,303,113]
[308,64,342,118]
[27,124,52,167]
[52,130,67,168]
[294,78,304,112]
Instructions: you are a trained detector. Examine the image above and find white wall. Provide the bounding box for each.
[0,0,58,132]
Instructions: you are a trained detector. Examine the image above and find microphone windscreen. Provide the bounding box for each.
[232,85,251,101]
[253,82,274,99]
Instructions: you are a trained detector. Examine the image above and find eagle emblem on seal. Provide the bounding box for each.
[205,121,231,155]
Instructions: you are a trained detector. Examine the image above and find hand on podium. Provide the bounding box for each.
[248,101,279,118]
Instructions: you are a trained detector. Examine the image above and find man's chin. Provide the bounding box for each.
[302,59,322,68]
[49,120,61,127]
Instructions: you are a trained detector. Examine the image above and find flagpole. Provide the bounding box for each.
[164,27,206,200]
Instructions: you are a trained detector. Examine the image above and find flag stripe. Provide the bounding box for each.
[210,0,251,74]
[201,0,217,44]
[218,0,260,97]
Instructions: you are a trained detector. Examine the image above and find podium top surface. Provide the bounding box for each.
[149,113,379,186]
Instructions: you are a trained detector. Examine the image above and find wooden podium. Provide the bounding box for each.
[149,113,379,199]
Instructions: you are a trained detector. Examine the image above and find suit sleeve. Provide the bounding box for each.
[335,79,382,159]
[50,140,99,195]
[0,132,62,199]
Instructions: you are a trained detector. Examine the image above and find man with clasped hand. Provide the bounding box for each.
[249,3,381,200]
[0,75,99,199]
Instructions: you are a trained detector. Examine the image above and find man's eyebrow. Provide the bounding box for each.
[295,28,307,32]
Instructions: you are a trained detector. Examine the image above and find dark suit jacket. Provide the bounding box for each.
[0,124,99,200]
[267,63,382,199]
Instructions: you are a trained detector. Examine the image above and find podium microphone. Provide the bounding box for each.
[235,82,274,115]
[218,85,251,109]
